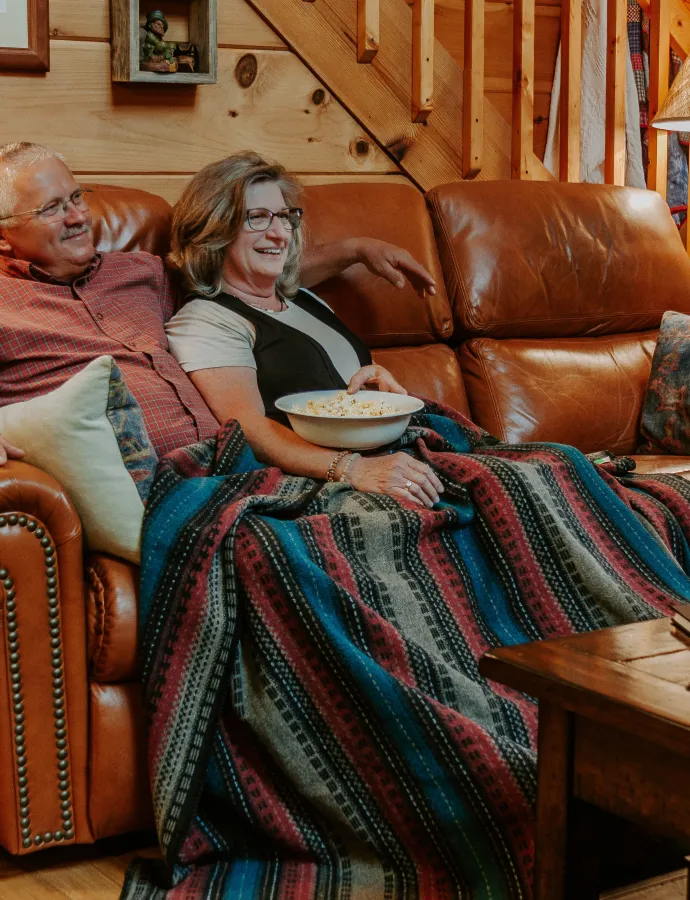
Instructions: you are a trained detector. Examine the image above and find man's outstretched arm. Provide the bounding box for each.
[301,237,436,297]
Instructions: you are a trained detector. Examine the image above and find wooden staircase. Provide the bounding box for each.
[249,0,690,200]
[247,0,553,188]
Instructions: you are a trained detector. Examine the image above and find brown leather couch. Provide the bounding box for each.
[2,179,689,857]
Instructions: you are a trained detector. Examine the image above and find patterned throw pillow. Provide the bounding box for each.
[0,356,158,563]
[639,310,690,455]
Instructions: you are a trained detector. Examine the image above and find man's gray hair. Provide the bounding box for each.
[0,142,67,221]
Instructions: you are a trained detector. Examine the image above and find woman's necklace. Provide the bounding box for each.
[242,296,286,313]
[221,280,286,313]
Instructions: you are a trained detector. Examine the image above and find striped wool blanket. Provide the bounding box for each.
[122,405,690,900]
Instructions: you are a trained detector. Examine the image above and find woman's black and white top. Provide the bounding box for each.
[165,288,372,423]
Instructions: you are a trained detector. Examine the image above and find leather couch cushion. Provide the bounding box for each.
[85,184,173,258]
[427,181,690,339]
[86,554,139,683]
[303,183,453,346]
[372,345,470,416]
[88,682,153,839]
[458,331,657,454]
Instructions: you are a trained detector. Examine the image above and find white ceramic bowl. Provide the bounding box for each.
[275,390,425,450]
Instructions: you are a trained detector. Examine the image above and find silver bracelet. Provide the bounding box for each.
[338,452,361,483]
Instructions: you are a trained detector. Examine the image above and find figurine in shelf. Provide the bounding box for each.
[175,42,198,74]
[140,10,178,74]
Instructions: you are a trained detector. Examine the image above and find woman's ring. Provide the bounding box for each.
[405,479,413,489]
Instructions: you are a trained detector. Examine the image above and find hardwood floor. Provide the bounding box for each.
[0,833,160,900]
[0,838,685,900]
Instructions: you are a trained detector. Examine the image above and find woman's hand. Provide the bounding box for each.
[347,364,407,395]
[346,453,444,508]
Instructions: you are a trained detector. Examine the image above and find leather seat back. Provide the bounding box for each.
[303,182,452,346]
[427,181,690,450]
[85,184,173,258]
[303,183,467,412]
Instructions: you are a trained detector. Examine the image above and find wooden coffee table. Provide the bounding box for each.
[479,617,690,900]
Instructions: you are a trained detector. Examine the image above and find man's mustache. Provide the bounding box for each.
[60,224,91,241]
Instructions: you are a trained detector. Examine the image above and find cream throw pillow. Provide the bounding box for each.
[0,356,158,564]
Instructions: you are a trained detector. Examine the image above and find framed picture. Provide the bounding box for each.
[0,0,49,71]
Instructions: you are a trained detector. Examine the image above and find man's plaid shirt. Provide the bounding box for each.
[0,251,219,457]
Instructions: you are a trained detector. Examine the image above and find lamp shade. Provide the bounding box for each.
[652,57,690,130]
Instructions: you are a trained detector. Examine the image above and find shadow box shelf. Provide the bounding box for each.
[111,0,217,84]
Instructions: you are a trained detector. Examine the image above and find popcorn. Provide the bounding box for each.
[291,391,396,418]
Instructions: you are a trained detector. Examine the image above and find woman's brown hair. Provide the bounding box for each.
[168,151,304,298]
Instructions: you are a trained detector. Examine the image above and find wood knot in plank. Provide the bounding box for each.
[235,54,258,88]
[311,89,326,105]
[351,139,370,157]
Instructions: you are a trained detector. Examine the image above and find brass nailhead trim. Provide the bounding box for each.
[1,516,75,849]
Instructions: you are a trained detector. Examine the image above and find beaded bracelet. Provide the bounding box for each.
[326,450,351,482]
[338,452,361,484]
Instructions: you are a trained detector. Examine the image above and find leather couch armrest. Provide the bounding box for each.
[0,461,93,853]
[86,553,140,682]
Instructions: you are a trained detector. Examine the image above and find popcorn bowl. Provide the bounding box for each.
[275,390,425,450]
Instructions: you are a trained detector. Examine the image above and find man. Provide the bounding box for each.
[0,142,436,463]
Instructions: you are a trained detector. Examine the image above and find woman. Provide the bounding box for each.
[165,152,444,508]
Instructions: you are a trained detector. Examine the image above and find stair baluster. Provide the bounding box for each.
[512,0,535,178]
[462,0,484,178]
[357,0,380,62]
[412,0,434,122]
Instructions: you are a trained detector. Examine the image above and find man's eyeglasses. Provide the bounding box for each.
[0,188,93,224]
[246,207,303,232]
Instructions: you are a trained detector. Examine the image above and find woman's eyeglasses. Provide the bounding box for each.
[246,207,303,232]
[0,188,93,224]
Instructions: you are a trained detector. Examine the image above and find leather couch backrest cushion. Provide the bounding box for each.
[458,331,658,454]
[85,185,173,258]
[302,183,453,347]
[372,345,470,416]
[427,181,690,339]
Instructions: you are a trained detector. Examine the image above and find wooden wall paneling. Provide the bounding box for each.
[357,0,380,62]
[605,0,627,185]
[648,0,670,197]
[411,0,435,122]
[560,0,581,181]
[462,0,484,177]
[512,0,535,178]
[49,0,286,49]
[1,42,398,175]
[79,173,414,205]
